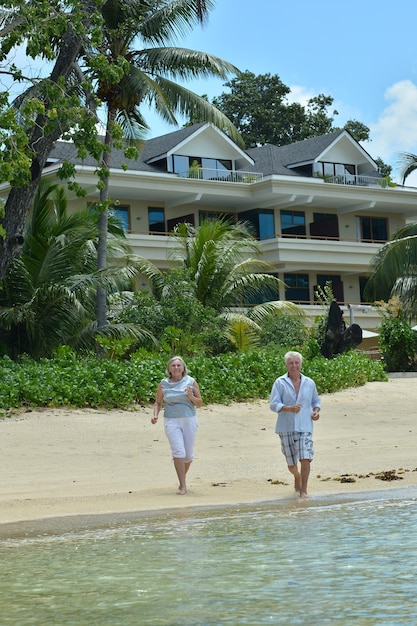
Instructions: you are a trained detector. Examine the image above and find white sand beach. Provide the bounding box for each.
[0,376,416,530]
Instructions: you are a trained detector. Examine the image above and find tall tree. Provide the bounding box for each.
[0,0,102,279]
[0,180,151,358]
[398,151,417,184]
[211,70,375,148]
[364,223,417,321]
[0,0,241,284]
[84,0,242,328]
[366,146,417,310]
[212,71,337,148]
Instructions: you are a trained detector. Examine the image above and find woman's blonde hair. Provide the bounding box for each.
[166,356,188,378]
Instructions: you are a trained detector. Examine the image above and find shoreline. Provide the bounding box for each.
[1,377,416,536]
[2,485,417,541]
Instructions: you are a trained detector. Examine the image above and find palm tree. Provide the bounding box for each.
[364,223,417,321]
[0,181,153,358]
[133,217,304,348]
[168,218,285,310]
[83,0,242,328]
[363,153,417,320]
[398,152,417,185]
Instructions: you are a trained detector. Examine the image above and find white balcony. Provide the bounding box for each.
[176,167,263,183]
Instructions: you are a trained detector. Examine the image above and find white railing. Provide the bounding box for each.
[177,168,263,183]
[326,174,391,187]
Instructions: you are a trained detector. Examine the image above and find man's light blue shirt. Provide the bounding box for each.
[270,373,320,434]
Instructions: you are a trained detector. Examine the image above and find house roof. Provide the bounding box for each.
[47,125,378,178]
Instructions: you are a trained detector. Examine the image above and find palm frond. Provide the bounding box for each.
[248,300,305,323]
[138,0,215,45]
[397,152,417,185]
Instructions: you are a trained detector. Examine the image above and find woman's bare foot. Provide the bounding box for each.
[177,487,187,495]
[300,491,308,499]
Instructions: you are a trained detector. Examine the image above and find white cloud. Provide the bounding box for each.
[286,85,316,107]
[362,80,417,181]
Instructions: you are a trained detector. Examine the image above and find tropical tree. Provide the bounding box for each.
[364,223,417,321]
[0,181,152,358]
[0,0,241,284]
[131,216,304,350]
[77,0,242,328]
[398,151,417,184]
[362,154,417,321]
[0,0,102,279]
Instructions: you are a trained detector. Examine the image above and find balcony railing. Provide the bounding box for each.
[177,167,263,183]
[325,174,391,187]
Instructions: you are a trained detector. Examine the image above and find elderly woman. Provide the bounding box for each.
[151,356,203,495]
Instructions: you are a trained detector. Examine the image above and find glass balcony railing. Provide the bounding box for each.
[325,174,393,187]
[177,168,263,183]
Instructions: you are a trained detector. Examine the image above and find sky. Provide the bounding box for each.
[143,0,417,184]
[4,0,417,183]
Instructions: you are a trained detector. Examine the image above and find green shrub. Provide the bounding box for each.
[0,348,387,411]
[258,313,308,349]
[379,317,417,371]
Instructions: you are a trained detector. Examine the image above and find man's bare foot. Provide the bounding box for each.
[300,491,308,499]
[177,487,187,495]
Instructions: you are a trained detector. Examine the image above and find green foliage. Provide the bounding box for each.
[212,71,372,149]
[374,297,417,371]
[0,181,147,358]
[378,317,417,372]
[258,312,307,348]
[311,281,336,352]
[212,71,336,148]
[95,336,133,360]
[0,349,387,411]
[116,285,229,356]
[365,223,417,320]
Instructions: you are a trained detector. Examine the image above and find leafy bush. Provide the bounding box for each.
[258,312,308,348]
[0,348,387,411]
[376,297,417,371]
[116,289,229,356]
[378,318,417,371]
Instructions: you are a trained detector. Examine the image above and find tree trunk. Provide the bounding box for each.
[95,107,115,330]
[0,6,95,279]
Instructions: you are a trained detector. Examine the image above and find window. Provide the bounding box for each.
[316,274,344,303]
[199,211,234,225]
[238,209,275,239]
[148,207,165,233]
[284,273,309,303]
[359,277,370,303]
[169,155,232,179]
[310,212,339,239]
[110,205,129,232]
[360,217,387,242]
[88,202,130,232]
[280,210,306,236]
[314,162,355,179]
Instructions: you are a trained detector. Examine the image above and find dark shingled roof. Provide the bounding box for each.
[245,130,347,176]
[48,126,373,178]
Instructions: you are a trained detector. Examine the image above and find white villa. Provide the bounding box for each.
[44,122,417,334]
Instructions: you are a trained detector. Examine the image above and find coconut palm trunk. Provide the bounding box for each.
[96,108,116,329]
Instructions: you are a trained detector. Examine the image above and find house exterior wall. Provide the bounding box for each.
[31,125,417,332]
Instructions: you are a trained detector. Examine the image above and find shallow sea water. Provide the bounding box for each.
[1,488,417,625]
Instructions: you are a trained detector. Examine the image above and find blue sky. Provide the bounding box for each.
[4,0,417,182]
[144,0,417,183]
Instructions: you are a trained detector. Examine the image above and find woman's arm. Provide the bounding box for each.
[151,384,163,424]
[186,380,203,408]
